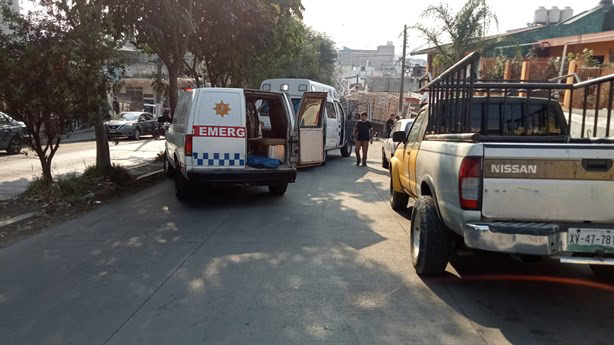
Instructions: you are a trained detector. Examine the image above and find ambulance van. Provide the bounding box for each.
[164,88,328,199]
[261,79,353,159]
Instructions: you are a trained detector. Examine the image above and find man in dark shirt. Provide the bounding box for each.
[353,112,373,167]
[112,97,120,116]
[385,114,395,138]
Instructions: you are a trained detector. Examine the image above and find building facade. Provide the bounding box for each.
[338,42,396,71]
[413,1,614,73]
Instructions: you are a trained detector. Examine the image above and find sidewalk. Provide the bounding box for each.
[61,127,96,143]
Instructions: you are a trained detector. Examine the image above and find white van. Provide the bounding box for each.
[261,79,352,159]
[164,88,328,199]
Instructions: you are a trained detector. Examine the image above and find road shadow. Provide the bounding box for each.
[419,252,614,345]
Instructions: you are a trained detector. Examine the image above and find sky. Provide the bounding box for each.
[302,0,598,58]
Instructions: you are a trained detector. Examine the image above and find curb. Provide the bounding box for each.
[135,169,165,181]
[0,212,38,229]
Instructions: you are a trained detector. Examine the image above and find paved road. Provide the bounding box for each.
[0,138,165,200]
[1,144,613,345]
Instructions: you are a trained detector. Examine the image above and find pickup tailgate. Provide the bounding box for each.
[482,144,614,222]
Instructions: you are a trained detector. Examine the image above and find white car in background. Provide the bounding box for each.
[381,119,414,169]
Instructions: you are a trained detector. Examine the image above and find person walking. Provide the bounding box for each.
[353,112,373,167]
[112,97,120,116]
[385,113,396,138]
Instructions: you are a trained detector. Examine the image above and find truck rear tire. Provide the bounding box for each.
[340,143,351,157]
[410,196,451,275]
[175,169,192,200]
[390,176,408,211]
[268,183,288,196]
[590,264,614,281]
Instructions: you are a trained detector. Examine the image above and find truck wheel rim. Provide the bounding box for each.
[412,214,421,260]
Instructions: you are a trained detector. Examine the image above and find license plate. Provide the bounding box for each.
[568,228,614,252]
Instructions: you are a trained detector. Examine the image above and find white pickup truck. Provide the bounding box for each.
[389,53,614,278]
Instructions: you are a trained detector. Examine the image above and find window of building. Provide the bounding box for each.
[124,87,143,97]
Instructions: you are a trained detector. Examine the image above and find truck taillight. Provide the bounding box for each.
[459,157,482,210]
[185,134,193,156]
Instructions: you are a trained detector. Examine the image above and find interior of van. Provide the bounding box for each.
[245,91,289,168]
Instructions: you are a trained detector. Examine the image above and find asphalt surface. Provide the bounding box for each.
[0,138,165,200]
[1,143,613,345]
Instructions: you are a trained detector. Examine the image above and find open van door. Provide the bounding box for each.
[296,92,327,167]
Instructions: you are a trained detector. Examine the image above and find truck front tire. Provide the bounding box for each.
[390,176,408,211]
[382,150,389,169]
[410,196,451,275]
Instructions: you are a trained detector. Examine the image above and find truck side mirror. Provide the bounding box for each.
[392,131,407,143]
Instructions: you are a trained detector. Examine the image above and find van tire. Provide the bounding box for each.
[164,151,175,178]
[268,183,288,196]
[390,175,408,211]
[382,150,389,169]
[340,143,351,157]
[175,169,192,200]
[410,196,450,275]
[590,265,614,281]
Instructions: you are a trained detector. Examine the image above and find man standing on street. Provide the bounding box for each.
[353,112,373,167]
[385,113,395,138]
[112,97,120,117]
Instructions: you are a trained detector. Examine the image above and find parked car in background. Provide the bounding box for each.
[381,118,414,168]
[0,112,27,154]
[105,112,158,140]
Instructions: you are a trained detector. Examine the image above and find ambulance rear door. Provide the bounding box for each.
[295,92,328,167]
[190,89,247,170]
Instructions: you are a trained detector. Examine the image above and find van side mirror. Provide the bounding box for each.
[392,131,407,143]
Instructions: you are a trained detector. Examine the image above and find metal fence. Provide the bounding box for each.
[419,52,614,138]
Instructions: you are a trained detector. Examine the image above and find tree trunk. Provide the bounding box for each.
[94,112,111,173]
[168,65,179,118]
[40,156,53,183]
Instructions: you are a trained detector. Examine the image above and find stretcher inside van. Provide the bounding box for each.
[164,88,328,199]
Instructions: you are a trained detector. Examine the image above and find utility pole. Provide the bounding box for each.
[399,24,407,114]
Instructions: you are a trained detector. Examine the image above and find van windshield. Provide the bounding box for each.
[291,98,301,114]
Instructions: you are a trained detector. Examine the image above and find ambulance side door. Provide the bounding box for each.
[296,92,327,167]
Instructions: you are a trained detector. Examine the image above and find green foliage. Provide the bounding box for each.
[568,48,598,67]
[0,0,122,182]
[102,0,196,116]
[249,19,338,87]
[413,0,498,73]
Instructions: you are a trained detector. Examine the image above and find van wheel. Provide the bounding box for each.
[340,143,351,157]
[590,265,614,281]
[390,175,408,211]
[164,151,175,178]
[175,168,192,200]
[382,150,389,169]
[268,183,288,196]
[411,196,451,275]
